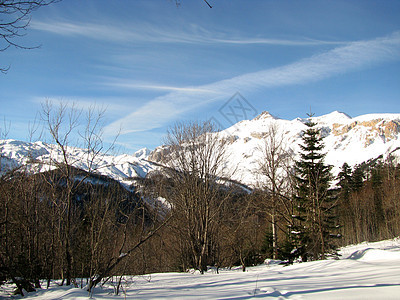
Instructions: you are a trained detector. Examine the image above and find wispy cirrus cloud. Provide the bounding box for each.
[105,80,215,93]
[103,31,400,136]
[31,21,136,42]
[31,19,344,46]
[30,96,134,116]
[211,37,343,46]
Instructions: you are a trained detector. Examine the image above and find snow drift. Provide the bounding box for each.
[2,238,400,299]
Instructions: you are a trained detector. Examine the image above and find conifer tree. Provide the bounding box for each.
[350,165,365,192]
[292,115,339,261]
[338,163,352,200]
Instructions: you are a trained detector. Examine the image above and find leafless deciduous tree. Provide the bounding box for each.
[40,100,117,286]
[0,0,58,72]
[40,101,169,293]
[163,121,231,273]
[257,124,293,259]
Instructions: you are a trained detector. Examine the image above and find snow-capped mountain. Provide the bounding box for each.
[150,111,400,186]
[1,111,400,187]
[0,139,156,188]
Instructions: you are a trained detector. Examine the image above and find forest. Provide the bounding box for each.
[1,104,400,296]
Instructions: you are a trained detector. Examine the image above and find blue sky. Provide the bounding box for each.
[1,0,400,152]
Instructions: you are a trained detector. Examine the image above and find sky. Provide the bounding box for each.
[1,0,400,152]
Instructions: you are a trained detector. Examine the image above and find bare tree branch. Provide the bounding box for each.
[0,0,60,72]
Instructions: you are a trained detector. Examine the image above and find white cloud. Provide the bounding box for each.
[30,96,132,114]
[105,81,215,93]
[104,32,400,136]
[212,37,344,46]
[31,19,344,46]
[31,21,133,42]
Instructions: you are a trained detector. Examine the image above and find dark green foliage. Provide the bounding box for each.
[292,117,339,261]
[235,250,264,269]
[351,165,365,192]
[261,230,274,258]
[262,231,296,263]
[338,163,352,202]
[278,238,296,262]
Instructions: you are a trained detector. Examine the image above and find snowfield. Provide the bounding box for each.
[3,238,400,299]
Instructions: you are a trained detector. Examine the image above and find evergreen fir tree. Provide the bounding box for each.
[292,115,339,261]
[350,165,365,192]
[337,162,353,208]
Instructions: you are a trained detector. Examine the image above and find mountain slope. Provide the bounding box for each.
[1,111,400,187]
[0,139,156,188]
[150,111,400,186]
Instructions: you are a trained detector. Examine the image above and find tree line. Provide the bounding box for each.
[1,104,400,296]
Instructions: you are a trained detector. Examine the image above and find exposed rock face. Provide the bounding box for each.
[250,132,267,139]
[253,111,276,120]
[333,119,400,145]
[148,146,171,163]
[225,135,239,144]
[381,120,400,139]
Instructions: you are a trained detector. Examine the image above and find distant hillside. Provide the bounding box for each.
[1,111,400,187]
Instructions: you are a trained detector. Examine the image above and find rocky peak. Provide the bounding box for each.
[253,111,276,121]
[332,119,400,142]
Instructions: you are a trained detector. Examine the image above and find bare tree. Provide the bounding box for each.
[0,139,52,295]
[162,121,231,273]
[0,0,59,72]
[40,100,117,286]
[256,123,293,259]
[39,100,169,293]
[221,191,265,272]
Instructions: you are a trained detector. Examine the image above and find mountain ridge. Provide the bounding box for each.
[1,111,400,187]
[150,111,400,185]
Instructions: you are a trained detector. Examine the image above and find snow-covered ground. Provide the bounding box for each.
[3,238,400,299]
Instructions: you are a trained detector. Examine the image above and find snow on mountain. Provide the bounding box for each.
[1,111,400,188]
[0,139,156,188]
[312,110,352,124]
[150,111,400,186]
[133,147,151,160]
